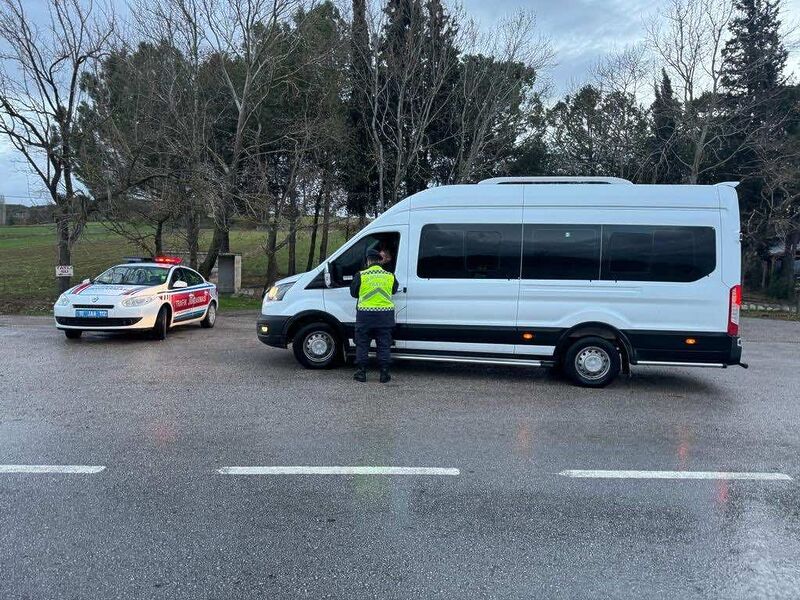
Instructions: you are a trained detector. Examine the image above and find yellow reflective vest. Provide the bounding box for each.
[356,265,395,311]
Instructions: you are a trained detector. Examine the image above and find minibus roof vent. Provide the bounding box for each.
[478,176,633,185]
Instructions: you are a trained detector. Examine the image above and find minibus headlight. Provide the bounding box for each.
[266,282,294,301]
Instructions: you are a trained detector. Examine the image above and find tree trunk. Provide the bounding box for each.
[199,223,225,279]
[319,190,331,261]
[187,202,199,269]
[287,193,297,276]
[265,222,279,287]
[55,208,72,294]
[306,183,324,272]
[154,220,165,255]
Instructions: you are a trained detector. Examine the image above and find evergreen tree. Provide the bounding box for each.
[342,0,374,223]
[722,0,787,119]
[721,0,792,291]
[648,69,682,183]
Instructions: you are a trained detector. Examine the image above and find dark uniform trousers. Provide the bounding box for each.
[355,309,394,369]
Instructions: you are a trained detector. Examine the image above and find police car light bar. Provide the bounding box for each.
[153,255,183,265]
[123,255,183,264]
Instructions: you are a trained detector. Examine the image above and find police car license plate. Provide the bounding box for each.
[75,309,108,318]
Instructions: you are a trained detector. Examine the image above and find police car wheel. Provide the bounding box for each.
[152,306,170,340]
[563,336,620,388]
[201,302,216,328]
[293,323,341,369]
[63,329,82,340]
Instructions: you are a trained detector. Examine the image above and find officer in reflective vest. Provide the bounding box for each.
[349,249,399,383]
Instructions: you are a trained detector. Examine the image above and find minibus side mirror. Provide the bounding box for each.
[323,263,332,288]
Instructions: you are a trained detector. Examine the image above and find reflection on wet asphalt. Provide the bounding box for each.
[0,314,798,599]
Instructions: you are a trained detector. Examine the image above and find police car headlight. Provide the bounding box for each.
[266,282,294,301]
[56,295,70,306]
[121,296,156,308]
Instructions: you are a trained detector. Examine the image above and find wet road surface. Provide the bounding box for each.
[0,314,798,599]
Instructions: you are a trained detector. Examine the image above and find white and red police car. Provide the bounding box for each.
[53,256,218,340]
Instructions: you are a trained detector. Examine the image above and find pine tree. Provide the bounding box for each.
[649,69,682,183]
[722,0,787,119]
[342,0,374,224]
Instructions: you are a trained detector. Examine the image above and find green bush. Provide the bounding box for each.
[766,277,796,300]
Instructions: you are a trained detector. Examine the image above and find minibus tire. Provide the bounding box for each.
[563,336,620,388]
[292,322,341,369]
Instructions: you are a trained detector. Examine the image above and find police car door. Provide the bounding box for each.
[323,227,408,346]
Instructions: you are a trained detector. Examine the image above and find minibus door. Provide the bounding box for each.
[323,227,408,347]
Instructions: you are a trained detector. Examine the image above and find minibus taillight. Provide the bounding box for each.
[728,284,742,336]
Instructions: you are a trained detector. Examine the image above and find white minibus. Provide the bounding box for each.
[257,177,745,387]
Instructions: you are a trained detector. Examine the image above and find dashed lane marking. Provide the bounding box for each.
[559,470,792,481]
[217,466,460,476]
[0,465,106,474]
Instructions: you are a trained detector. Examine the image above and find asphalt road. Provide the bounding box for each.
[0,313,799,599]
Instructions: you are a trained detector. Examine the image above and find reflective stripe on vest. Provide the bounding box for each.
[357,265,395,311]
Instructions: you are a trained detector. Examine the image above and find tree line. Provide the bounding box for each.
[0,0,797,297]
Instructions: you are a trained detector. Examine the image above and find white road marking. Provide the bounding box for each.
[559,469,792,481]
[0,464,106,474]
[217,466,460,476]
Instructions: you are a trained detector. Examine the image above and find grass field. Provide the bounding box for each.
[0,222,349,313]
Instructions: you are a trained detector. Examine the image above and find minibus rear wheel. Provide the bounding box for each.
[563,336,621,388]
[292,322,342,369]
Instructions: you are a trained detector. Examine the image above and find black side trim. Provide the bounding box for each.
[389,324,564,345]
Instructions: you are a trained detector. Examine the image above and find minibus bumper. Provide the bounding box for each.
[256,316,290,348]
[628,332,743,367]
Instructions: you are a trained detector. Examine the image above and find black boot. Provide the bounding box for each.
[353,368,366,382]
[379,369,391,384]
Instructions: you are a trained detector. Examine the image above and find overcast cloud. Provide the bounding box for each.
[2,0,800,205]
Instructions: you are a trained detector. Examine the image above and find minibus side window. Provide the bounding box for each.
[601,225,715,282]
[417,224,521,279]
[522,225,601,280]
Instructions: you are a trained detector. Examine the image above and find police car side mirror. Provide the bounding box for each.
[82,278,91,284]
[173,280,188,289]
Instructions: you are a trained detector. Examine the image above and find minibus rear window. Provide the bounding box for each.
[601,225,715,282]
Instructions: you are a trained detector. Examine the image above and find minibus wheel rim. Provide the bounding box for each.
[304,331,335,363]
[575,346,611,381]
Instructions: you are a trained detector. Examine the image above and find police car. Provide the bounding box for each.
[53,256,218,340]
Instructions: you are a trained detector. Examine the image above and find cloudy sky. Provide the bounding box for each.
[2,0,800,205]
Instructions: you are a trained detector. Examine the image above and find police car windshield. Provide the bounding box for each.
[94,265,169,286]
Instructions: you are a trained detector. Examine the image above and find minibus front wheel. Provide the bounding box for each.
[563,336,621,388]
[292,322,342,369]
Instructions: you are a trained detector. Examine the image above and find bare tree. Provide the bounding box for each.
[0,0,114,292]
[195,0,306,277]
[646,0,786,184]
[448,10,552,183]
